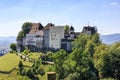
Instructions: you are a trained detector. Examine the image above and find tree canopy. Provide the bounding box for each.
[94,43,120,79]
[22,22,33,34]
[17,22,32,38]
[63,33,101,80]
[64,25,69,33]
[17,31,25,38]
[10,43,17,51]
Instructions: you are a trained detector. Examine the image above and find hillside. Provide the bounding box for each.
[101,33,120,44]
[0,53,48,80]
[0,53,40,80]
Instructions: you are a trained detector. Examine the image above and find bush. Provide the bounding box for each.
[65,72,80,80]
[10,43,17,51]
[18,61,24,75]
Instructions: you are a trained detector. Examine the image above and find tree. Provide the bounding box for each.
[65,47,97,80]
[10,43,17,51]
[63,34,100,80]
[23,48,30,57]
[64,25,69,33]
[22,22,33,35]
[65,72,80,80]
[94,43,120,79]
[52,49,67,79]
[26,59,44,79]
[92,33,101,45]
[18,61,24,75]
[41,51,53,62]
[17,22,32,38]
[17,31,25,38]
[22,48,30,61]
[19,59,44,80]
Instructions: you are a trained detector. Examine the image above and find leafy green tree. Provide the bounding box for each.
[72,34,90,50]
[22,48,30,61]
[18,61,24,75]
[17,22,32,38]
[26,69,35,79]
[24,59,44,79]
[63,33,100,80]
[41,51,53,61]
[64,25,69,33]
[94,43,120,79]
[92,33,101,45]
[23,48,30,57]
[17,31,25,38]
[66,48,97,80]
[52,49,67,79]
[63,57,76,77]
[18,52,44,79]
[65,72,80,80]
[22,22,33,35]
[10,43,17,51]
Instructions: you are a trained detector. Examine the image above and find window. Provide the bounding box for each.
[51,34,53,36]
[51,44,53,47]
[51,38,53,40]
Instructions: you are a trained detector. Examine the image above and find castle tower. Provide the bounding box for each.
[69,25,74,34]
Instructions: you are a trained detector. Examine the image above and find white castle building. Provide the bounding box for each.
[17,23,97,52]
[17,23,64,52]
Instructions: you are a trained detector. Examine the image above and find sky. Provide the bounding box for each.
[0,0,120,36]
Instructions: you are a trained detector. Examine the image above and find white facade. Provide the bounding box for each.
[49,26,64,49]
[44,26,64,49]
[24,31,44,48]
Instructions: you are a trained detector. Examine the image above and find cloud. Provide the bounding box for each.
[111,1,117,6]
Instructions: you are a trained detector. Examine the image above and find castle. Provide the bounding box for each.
[17,23,97,52]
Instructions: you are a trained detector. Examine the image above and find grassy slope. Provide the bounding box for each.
[0,53,20,72]
[0,53,53,80]
[0,53,34,80]
[0,70,19,80]
[0,53,20,80]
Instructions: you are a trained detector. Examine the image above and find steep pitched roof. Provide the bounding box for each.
[44,23,54,30]
[82,26,97,34]
[29,23,44,34]
[70,26,74,31]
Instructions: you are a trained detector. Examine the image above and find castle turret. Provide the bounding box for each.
[69,26,74,34]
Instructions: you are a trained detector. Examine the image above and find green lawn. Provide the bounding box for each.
[0,69,19,80]
[0,53,34,80]
[0,53,51,80]
[0,69,30,80]
[0,53,20,72]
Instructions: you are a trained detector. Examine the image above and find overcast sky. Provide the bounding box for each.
[0,0,120,36]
